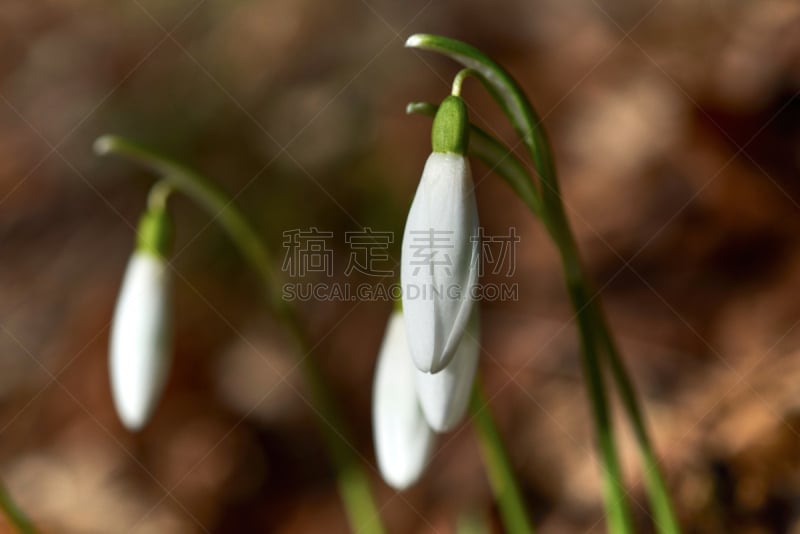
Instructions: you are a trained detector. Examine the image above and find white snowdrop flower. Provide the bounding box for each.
[372,310,435,490]
[415,308,480,433]
[109,208,172,431]
[401,95,480,373]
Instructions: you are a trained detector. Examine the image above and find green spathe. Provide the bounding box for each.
[431,95,469,155]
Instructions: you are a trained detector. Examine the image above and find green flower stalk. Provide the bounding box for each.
[406,34,681,534]
[94,136,385,534]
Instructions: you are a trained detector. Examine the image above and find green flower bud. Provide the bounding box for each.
[431,95,469,155]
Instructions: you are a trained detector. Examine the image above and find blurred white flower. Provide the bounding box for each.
[372,310,434,490]
[109,251,172,431]
[400,151,479,373]
[415,308,480,432]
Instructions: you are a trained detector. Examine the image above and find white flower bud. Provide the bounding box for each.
[109,251,172,431]
[415,308,480,432]
[372,310,434,490]
[400,152,479,373]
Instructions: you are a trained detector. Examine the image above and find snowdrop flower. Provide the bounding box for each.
[372,309,435,490]
[401,95,480,373]
[415,308,480,432]
[109,207,172,431]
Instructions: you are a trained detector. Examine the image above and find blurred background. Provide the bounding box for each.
[2,0,800,532]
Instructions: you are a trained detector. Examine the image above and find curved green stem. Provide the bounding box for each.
[471,383,535,534]
[95,136,282,310]
[0,480,36,534]
[408,33,681,533]
[95,135,385,534]
[451,69,479,97]
[405,35,557,203]
[146,181,173,212]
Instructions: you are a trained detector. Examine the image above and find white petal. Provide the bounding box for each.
[109,252,172,431]
[401,152,479,373]
[415,308,480,432]
[372,311,434,490]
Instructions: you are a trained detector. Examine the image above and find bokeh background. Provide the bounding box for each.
[2,0,800,532]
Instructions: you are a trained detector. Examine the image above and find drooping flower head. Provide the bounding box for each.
[401,95,480,373]
[372,310,435,489]
[109,206,173,431]
[376,81,485,490]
